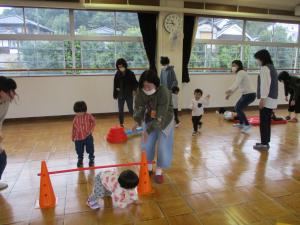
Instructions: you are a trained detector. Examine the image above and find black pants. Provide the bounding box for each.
[173,109,180,124]
[0,150,7,180]
[118,96,134,125]
[75,135,95,161]
[288,95,300,113]
[259,108,273,145]
[192,116,202,132]
[235,93,256,126]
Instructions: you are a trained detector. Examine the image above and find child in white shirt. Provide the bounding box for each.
[172,86,180,127]
[191,89,210,135]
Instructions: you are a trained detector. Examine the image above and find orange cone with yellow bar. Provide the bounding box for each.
[39,160,56,209]
[137,151,154,195]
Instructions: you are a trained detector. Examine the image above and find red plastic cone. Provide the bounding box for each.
[39,161,56,209]
[137,151,154,195]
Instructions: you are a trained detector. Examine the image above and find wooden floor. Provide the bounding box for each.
[1,110,300,225]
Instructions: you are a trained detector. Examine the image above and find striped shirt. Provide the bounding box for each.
[72,113,96,141]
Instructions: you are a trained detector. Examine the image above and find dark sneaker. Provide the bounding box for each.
[253,144,270,151]
[154,175,164,184]
[77,160,83,168]
[89,160,95,167]
[286,116,291,120]
[149,171,154,177]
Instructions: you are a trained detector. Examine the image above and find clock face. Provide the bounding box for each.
[164,14,182,33]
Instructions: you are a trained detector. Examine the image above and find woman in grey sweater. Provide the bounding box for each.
[0,76,17,190]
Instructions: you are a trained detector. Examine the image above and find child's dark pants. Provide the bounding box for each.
[75,135,95,160]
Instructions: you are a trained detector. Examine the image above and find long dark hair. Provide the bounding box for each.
[115,58,128,70]
[0,76,17,99]
[254,49,273,66]
[231,60,244,73]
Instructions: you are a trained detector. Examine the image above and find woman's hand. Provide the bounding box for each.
[259,99,265,109]
[132,123,139,132]
[285,96,289,102]
[291,100,296,106]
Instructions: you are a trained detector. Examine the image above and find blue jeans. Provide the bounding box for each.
[0,150,7,180]
[235,93,256,126]
[75,135,95,160]
[142,122,174,169]
[118,96,134,125]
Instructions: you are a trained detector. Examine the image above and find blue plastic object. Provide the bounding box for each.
[125,127,143,136]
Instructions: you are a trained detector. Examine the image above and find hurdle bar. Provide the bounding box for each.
[37,161,155,176]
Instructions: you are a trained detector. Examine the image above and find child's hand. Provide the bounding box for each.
[291,100,296,106]
[133,200,143,205]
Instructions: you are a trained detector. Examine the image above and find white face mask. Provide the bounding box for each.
[256,60,262,67]
[143,88,156,96]
[119,67,126,72]
[232,67,238,73]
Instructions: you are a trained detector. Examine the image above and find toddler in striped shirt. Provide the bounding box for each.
[72,101,96,168]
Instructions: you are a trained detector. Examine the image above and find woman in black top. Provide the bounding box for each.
[278,71,300,123]
[113,58,138,127]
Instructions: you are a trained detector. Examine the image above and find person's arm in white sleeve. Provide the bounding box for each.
[260,66,271,99]
[227,72,243,94]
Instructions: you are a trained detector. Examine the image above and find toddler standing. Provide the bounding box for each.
[72,101,96,168]
[191,89,210,135]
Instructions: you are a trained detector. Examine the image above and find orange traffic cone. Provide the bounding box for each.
[39,161,56,209]
[137,151,154,195]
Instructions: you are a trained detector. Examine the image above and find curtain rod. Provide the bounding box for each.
[1,0,300,22]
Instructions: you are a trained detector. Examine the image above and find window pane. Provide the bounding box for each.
[196,17,244,41]
[24,8,69,35]
[210,44,240,68]
[80,41,115,72]
[115,42,147,68]
[20,41,65,69]
[275,47,296,69]
[74,10,114,36]
[116,12,141,36]
[0,7,24,34]
[246,21,273,42]
[243,45,265,69]
[190,43,240,72]
[273,23,298,43]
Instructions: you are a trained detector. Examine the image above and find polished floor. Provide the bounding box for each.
[1,110,300,225]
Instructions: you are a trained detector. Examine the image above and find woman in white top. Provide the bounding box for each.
[253,49,278,151]
[225,60,256,133]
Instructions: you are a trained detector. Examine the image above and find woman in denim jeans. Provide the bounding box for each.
[225,60,256,134]
[133,70,174,184]
[0,76,17,191]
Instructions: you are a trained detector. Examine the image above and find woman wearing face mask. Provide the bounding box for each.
[0,76,17,191]
[133,70,174,184]
[225,60,256,133]
[113,58,138,127]
[253,49,278,151]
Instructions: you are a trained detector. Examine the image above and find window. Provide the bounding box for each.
[196,17,244,41]
[24,8,69,35]
[191,17,300,73]
[0,7,24,34]
[0,7,146,76]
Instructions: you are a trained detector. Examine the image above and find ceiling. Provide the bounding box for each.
[185,0,300,11]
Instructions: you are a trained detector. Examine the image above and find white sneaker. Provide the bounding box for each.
[86,199,101,210]
[192,132,197,136]
[175,123,181,128]
[241,125,251,134]
[0,182,8,191]
[233,123,244,128]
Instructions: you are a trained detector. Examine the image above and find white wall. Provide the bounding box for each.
[6,74,286,119]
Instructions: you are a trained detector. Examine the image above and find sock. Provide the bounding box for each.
[155,167,162,176]
[148,164,153,171]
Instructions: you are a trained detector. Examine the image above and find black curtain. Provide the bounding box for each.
[138,13,158,72]
[182,15,196,83]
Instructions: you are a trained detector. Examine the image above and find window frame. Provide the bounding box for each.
[190,17,300,74]
[0,6,146,76]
